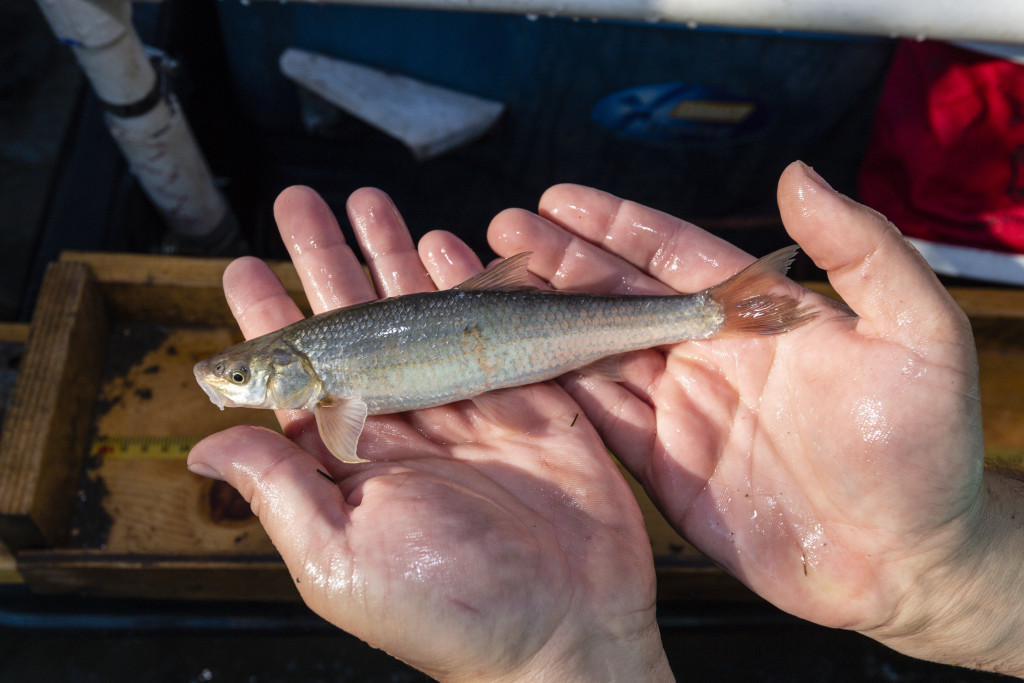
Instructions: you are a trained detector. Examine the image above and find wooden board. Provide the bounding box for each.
[0,263,107,551]
[0,541,18,584]
[83,326,277,557]
[11,551,294,601]
[0,323,28,584]
[0,253,302,599]
[56,251,310,326]
[0,254,1021,602]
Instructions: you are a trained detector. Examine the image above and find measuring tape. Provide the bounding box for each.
[90,435,201,461]
[984,447,1024,471]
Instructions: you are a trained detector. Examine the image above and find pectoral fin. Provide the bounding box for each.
[315,397,369,463]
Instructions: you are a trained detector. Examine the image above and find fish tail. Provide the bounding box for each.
[708,245,817,335]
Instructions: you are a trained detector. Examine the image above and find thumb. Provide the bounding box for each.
[777,161,970,346]
[187,426,350,591]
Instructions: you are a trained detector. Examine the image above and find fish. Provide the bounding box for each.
[194,246,815,463]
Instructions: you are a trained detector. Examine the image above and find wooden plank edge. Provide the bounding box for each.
[0,262,108,551]
[803,281,1024,320]
[0,539,23,584]
[656,565,756,602]
[17,550,296,601]
[59,252,310,325]
[15,547,749,602]
[0,322,30,344]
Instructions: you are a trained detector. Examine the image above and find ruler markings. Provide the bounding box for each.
[91,435,201,460]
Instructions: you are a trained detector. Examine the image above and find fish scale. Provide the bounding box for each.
[288,289,723,414]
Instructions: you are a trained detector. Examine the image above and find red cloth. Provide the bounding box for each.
[858,40,1024,254]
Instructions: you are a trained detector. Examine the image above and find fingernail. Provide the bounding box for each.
[800,161,835,192]
[188,461,225,481]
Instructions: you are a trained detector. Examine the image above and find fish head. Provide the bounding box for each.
[193,339,321,411]
[194,342,274,410]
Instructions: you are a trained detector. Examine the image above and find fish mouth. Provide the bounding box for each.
[194,361,238,410]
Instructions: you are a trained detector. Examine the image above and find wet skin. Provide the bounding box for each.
[190,162,1024,680]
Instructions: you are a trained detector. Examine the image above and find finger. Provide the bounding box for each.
[538,184,752,293]
[777,161,970,344]
[223,256,305,339]
[487,208,666,295]
[556,350,663,477]
[417,229,485,289]
[274,185,376,314]
[346,188,435,297]
[221,257,314,438]
[187,426,352,601]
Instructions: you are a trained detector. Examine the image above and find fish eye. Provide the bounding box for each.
[229,366,249,384]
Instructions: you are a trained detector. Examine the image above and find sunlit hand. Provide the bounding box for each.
[488,161,1019,673]
[188,187,673,681]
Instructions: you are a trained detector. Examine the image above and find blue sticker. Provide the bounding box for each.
[591,82,768,144]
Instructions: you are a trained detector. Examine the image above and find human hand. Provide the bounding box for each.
[187,187,673,681]
[488,162,1022,673]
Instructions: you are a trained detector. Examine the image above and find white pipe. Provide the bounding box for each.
[35,0,235,248]
[105,94,233,242]
[282,0,1024,43]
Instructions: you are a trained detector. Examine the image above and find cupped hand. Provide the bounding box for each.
[488,162,986,654]
[188,187,672,681]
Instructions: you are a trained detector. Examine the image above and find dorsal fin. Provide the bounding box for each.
[454,252,535,291]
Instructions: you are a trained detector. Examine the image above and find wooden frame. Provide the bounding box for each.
[0,252,1021,601]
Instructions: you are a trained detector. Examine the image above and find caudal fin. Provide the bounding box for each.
[708,245,817,335]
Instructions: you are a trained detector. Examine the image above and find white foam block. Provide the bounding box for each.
[909,237,1024,285]
[280,47,504,160]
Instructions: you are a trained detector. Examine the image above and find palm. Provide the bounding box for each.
[487,164,984,634]
[190,187,658,680]
[644,319,978,628]
[287,387,651,676]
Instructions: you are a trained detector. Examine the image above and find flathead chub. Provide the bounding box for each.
[194,248,815,463]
